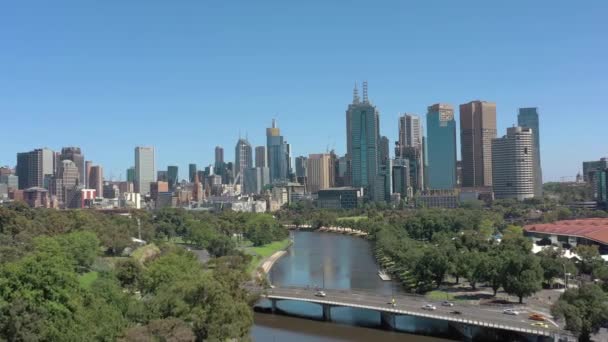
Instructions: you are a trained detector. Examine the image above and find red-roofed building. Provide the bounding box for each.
[524,218,608,254]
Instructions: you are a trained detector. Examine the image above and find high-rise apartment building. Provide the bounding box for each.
[60,147,85,186]
[167,166,178,190]
[492,127,535,200]
[88,165,103,198]
[134,146,155,196]
[16,148,55,189]
[189,164,197,183]
[215,146,224,169]
[518,107,543,197]
[255,146,267,168]
[235,138,253,181]
[459,101,497,187]
[306,153,333,194]
[346,82,382,200]
[426,103,457,190]
[267,120,289,183]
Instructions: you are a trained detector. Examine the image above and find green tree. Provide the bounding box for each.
[58,231,100,272]
[207,234,236,257]
[551,284,608,342]
[115,259,143,290]
[120,318,195,342]
[501,252,543,303]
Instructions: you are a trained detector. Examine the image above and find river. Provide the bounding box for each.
[251,231,455,341]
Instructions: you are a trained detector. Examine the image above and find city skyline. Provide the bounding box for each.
[1,2,606,181]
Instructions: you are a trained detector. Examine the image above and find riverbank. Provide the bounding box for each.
[245,238,292,277]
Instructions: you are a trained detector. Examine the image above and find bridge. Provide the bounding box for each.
[259,286,575,341]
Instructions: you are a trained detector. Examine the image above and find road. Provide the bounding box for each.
[263,286,570,338]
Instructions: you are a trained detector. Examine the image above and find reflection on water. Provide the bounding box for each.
[251,231,454,341]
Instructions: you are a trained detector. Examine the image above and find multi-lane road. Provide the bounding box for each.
[263,286,572,339]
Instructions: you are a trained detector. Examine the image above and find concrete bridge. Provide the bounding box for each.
[260,286,575,341]
[284,224,368,237]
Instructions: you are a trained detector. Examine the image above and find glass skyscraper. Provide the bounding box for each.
[518,107,543,197]
[426,103,457,190]
[266,120,289,183]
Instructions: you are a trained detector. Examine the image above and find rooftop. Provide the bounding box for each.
[524,218,608,246]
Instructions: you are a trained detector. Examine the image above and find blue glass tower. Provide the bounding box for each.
[518,107,543,197]
[426,103,457,190]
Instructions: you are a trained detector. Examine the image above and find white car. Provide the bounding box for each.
[441,301,455,307]
[503,309,520,315]
[315,291,327,297]
[422,304,437,311]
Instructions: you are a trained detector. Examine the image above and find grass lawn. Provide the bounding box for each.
[78,271,99,289]
[336,216,367,222]
[246,239,291,274]
[426,290,456,301]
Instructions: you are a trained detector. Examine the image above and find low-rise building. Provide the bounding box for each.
[416,189,459,208]
[317,187,362,209]
[524,218,608,255]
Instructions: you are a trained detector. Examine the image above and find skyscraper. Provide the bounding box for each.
[346,81,382,200]
[426,103,457,190]
[126,167,135,183]
[235,138,253,181]
[134,146,155,196]
[306,153,333,194]
[16,148,55,189]
[215,146,224,169]
[459,101,497,188]
[189,164,197,183]
[60,147,85,186]
[255,146,267,168]
[518,107,543,197]
[379,136,390,167]
[88,165,103,197]
[492,126,535,200]
[397,114,422,152]
[266,119,289,183]
[244,167,270,195]
[167,165,178,190]
[295,156,307,178]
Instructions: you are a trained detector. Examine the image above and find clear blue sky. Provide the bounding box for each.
[1,1,606,182]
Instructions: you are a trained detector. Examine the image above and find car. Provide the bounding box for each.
[441,301,455,307]
[449,310,462,315]
[314,291,326,297]
[531,322,549,329]
[528,313,546,321]
[503,309,520,315]
[422,304,437,311]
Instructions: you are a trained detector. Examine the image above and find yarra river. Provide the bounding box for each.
[250,231,453,341]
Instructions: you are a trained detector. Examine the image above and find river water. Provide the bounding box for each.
[251,231,455,341]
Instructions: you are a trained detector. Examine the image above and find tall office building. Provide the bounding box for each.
[85,161,93,186]
[346,81,382,200]
[295,156,307,179]
[392,158,411,200]
[426,103,457,190]
[306,153,333,194]
[492,127,535,200]
[51,160,80,205]
[189,164,197,183]
[244,167,270,195]
[396,113,424,192]
[459,101,497,187]
[16,148,55,189]
[397,114,422,152]
[167,166,178,190]
[235,138,253,181]
[379,136,390,167]
[266,119,289,183]
[60,147,85,186]
[215,146,224,169]
[134,146,155,196]
[255,146,267,168]
[88,165,103,197]
[126,167,135,183]
[518,107,543,197]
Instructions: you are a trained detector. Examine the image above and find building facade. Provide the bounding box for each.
[167,165,178,190]
[518,107,543,197]
[16,148,55,189]
[235,138,253,183]
[306,153,333,194]
[189,164,197,183]
[346,82,382,200]
[88,165,103,198]
[134,146,155,196]
[243,167,270,195]
[60,147,85,186]
[492,126,535,200]
[459,101,497,188]
[255,146,267,168]
[266,120,289,183]
[426,103,457,190]
[215,146,224,169]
